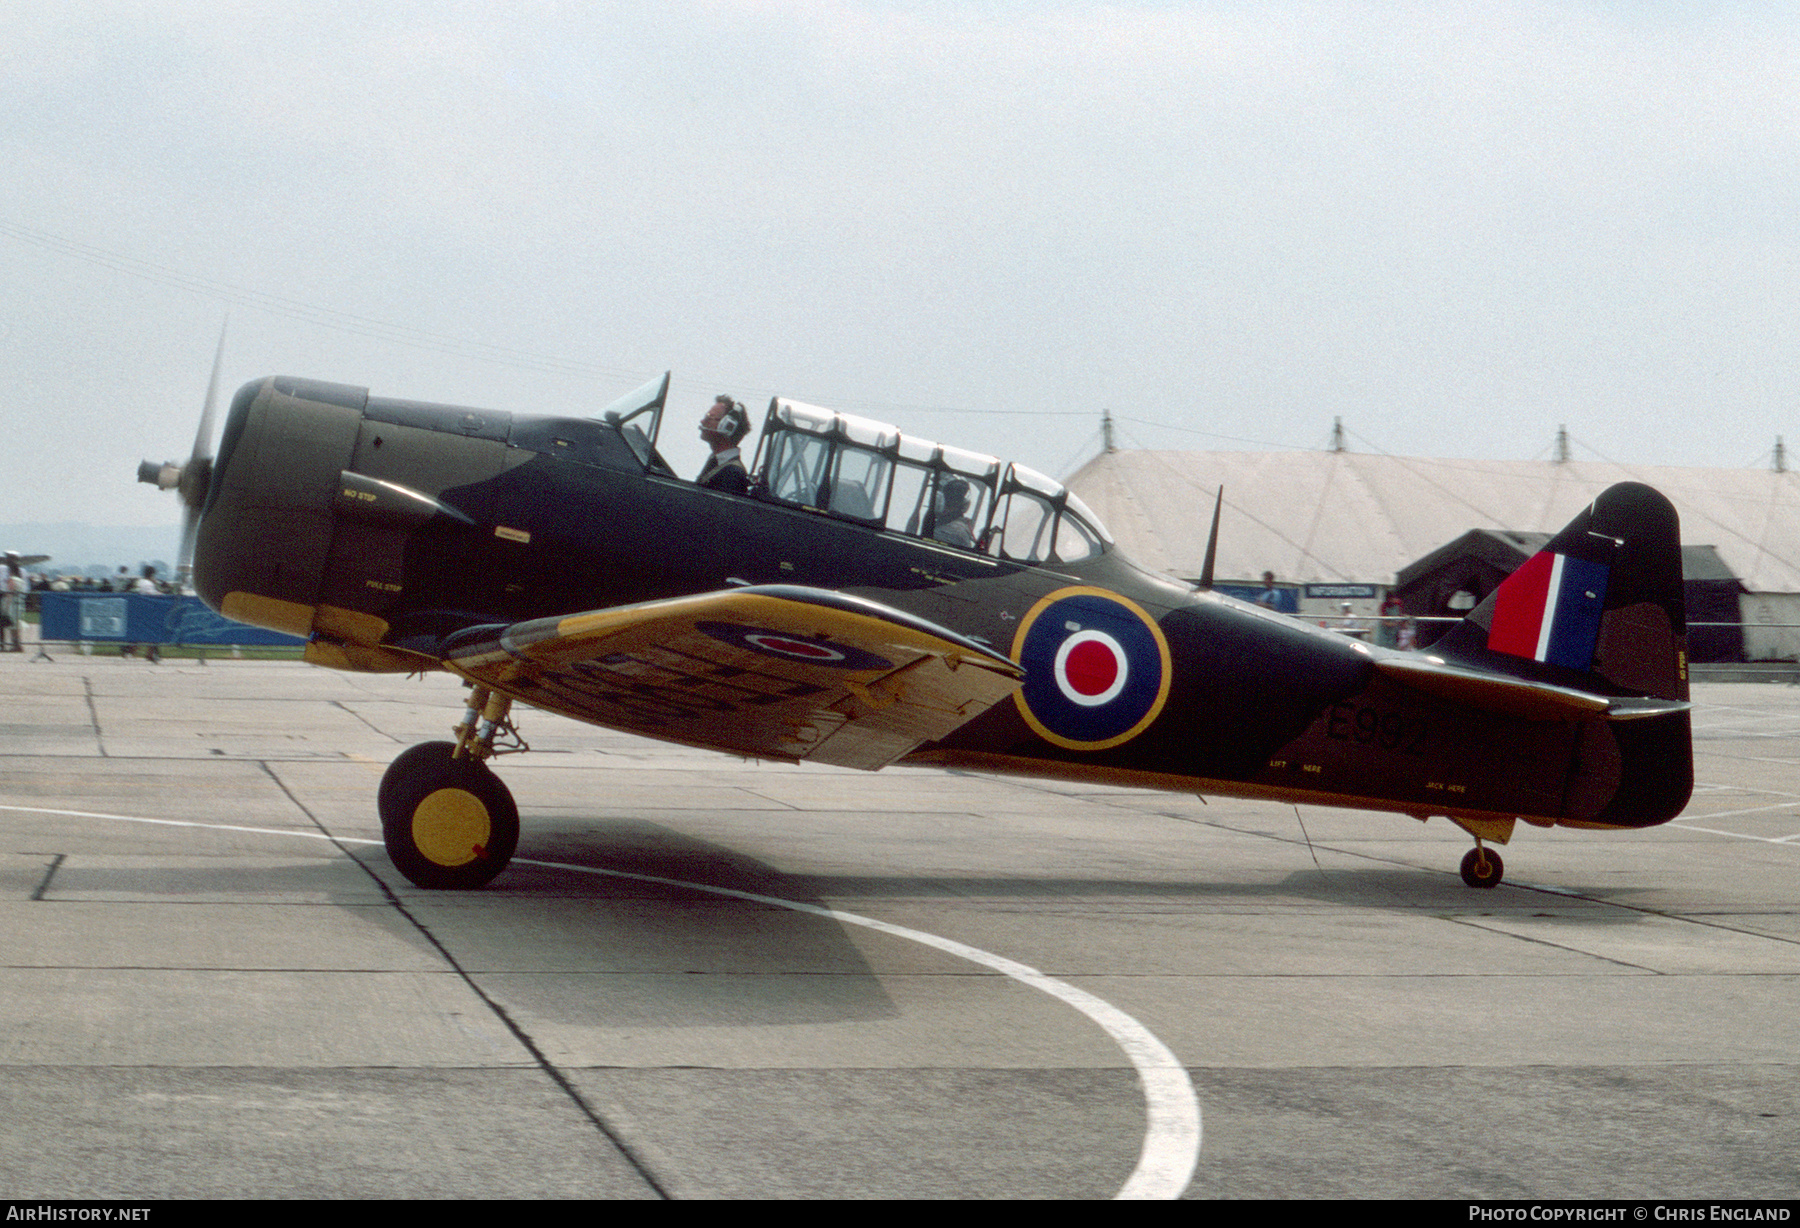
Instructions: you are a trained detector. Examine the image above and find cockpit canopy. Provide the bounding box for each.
[598,373,1112,564]
[749,399,1113,565]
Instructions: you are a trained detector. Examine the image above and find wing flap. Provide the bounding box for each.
[443,586,1022,769]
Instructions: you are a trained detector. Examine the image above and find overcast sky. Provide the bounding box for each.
[4,1,1798,541]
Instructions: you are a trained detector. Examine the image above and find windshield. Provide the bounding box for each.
[599,372,674,476]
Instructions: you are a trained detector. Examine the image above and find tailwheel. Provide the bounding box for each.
[1459,844,1505,889]
[378,741,519,889]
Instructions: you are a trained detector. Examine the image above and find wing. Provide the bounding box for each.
[441,585,1023,770]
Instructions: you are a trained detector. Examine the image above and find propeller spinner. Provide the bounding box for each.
[137,322,227,580]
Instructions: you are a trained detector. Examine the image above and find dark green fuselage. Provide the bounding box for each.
[195,376,1690,833]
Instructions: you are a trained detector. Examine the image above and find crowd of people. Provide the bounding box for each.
[11,564,177,599]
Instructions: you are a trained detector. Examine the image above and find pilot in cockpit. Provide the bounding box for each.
[931,478,977,549]
[696,395,751,495]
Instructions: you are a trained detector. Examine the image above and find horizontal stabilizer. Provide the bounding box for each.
[1375,655,1690,722]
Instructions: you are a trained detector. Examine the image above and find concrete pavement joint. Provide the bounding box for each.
[343,850,674,1199]
[1442,915,1665,974]
[246,761,675,1198]
[329,699,404,741]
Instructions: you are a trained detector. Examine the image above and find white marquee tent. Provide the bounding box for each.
[1065,449,1800,659]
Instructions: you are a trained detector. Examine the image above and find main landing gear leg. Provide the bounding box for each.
[377,685,527,889]
[1459,842,1505,889]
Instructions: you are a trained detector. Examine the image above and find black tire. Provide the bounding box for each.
[378,741,519,889]
[1459,846,1504,889]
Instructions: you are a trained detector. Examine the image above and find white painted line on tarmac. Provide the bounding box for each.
[1670,820,1800,844]
[514,854,1202,1201]
[1674,788,1800,845]
[1676,801,1800,821]
[0,804,339,839]
[0,801,1203,1200]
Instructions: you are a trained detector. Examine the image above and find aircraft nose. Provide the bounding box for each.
[189,377,364,618]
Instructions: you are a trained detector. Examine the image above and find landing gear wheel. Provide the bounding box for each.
[378,741,519,889]
[1459,845,1504,889]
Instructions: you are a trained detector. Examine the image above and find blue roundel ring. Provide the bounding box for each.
[1009,587,1172,751]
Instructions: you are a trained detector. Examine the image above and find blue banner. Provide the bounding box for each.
[38,593,305,647]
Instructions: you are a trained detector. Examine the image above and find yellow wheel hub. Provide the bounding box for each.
[412,788,491,867]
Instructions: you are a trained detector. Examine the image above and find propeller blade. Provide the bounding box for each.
[177,319,226,514]
[146,317,226,584]
[176,511,200,579]
[191,318,227,465]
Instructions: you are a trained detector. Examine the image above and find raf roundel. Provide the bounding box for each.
[1011,587,1172,751]
[695,620,894,671]
[746,633,845,661]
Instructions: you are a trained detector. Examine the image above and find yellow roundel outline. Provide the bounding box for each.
[412,787,491,867]
[1010,585,1173,751]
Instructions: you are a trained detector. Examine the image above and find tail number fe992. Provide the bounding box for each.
[1324,702,1426,755]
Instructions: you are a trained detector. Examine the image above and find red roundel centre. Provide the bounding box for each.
[1063,638,1120,697]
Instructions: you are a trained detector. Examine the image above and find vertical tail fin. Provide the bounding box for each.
[1432,478,1684,821]
[1436,482,1687,701]
[1434,482,1689,828]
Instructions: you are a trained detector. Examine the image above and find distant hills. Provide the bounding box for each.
[1,523,182,577]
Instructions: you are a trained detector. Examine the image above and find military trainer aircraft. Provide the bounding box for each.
[139,370,1692,891]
